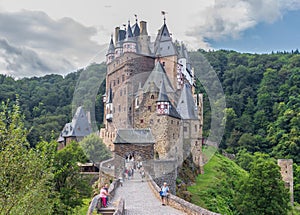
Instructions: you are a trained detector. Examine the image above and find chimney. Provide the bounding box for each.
[115,27,120,45]
[140,21,148,35]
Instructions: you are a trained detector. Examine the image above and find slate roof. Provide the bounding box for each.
[107,36,115,55]
[157,80,169,102]
[154,23,177,57]
[125,21,135,42]
[132,22,140,37]
[114,129,155,144]
[176,83,198,120]
[60,106,92,138]
[143,81,159,93]
[143,61,174,94]
[168,104,182,119]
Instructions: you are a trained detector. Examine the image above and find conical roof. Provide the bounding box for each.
[106,36,115,55]
[125,21,135,42]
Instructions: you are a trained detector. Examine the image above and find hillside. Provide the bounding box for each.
[187,152,246,214]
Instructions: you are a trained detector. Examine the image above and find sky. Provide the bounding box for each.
[0,0,299,78]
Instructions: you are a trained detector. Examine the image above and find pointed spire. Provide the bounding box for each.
[107,35,115,55]
[157,80,170,102]
[132,15,140,37]
[125,20,134,41]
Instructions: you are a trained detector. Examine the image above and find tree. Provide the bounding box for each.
[0,100,54,214]
[235,153,290,215]
[293,163,300,204]
[79,133,111,163]
[235,149,254,172]
[52,141,90,214]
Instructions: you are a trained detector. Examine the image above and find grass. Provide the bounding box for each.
[187,152,247,211]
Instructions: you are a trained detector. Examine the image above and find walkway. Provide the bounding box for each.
[110,172,186,215]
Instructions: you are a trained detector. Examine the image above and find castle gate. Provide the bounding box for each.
[112,129,155,175]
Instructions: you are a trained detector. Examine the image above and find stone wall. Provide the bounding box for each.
[152,159,178,194]
[103,52,155,149]
[114,143,154,161]
[147,173,221,215]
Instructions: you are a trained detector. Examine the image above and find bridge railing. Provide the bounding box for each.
[146,173,221,215]
[99,157,115,177]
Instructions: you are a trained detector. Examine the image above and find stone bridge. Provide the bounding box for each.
[88,159,221,215]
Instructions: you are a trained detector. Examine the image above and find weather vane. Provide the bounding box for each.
[161,11,167,23]
[134,14,138,23]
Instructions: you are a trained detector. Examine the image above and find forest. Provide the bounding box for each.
[0,50,299,214]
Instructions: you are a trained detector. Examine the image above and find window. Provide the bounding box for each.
[122,75,125,82]
[171,120,173,124]
[148,106,151,111]
[183,127,187,132]
[151,95,154,99]
[195,125,197,132]
[140,119,144,123]
[118,105,121,112]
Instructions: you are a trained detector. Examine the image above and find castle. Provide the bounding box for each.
[99,14,204,173]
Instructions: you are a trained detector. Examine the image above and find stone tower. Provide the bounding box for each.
[278,159,294,205]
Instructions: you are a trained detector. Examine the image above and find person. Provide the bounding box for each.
[118,175,123,187]
[104,184,111,206]
[140,168,145,182]
[99,184,109,207]
[160,182,170,206]
[128,168,132,180]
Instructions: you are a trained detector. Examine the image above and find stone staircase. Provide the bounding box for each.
[97,207,115,215]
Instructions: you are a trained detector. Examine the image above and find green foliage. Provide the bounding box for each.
[190,50,300,166]
[235,153,290,215]
[0,100,54,214]
[294,164,300,204]
[52,141,91,214]
[79,133,111,163]
[188,153,247,214]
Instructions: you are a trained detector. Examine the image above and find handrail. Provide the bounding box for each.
[146,173,221,215]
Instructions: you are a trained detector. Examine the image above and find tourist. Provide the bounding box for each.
[99,184,109,207]
[140,168,145,182]
[160,182,170,206]
[119,175,123,187]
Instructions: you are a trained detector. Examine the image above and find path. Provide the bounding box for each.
[110,172,186,215]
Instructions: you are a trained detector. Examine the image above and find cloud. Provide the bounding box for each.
[187,0,300,48]
[0,10,106,78]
